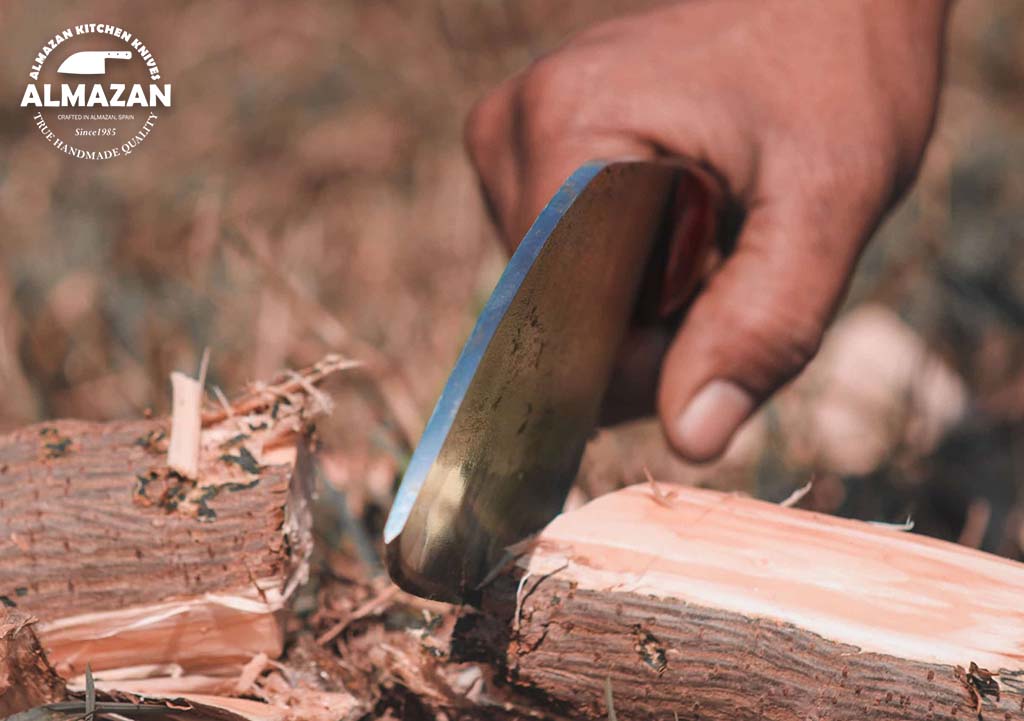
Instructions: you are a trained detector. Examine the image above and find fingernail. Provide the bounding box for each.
[675,380,754,460]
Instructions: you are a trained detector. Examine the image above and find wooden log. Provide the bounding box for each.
[0,357,351,681]
[0,610,65,716]
[6,353,1018,721]
[481,483,1024,721]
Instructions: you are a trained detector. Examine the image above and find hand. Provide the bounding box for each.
[465,0,950,461]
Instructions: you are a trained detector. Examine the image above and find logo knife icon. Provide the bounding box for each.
[57,50,132,75]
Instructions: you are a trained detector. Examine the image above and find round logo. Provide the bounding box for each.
[20,24,172,160]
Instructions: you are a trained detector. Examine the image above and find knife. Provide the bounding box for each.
[384,159,731,602]
[57,50,133,75]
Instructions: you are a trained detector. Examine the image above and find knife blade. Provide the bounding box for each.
[384,159,728,602]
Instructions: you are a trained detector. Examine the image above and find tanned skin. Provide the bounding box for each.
[465,0,952,461]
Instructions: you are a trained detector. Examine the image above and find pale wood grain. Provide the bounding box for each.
[483,483,1024,720]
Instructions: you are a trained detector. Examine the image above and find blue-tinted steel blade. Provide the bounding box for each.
[384,160,718,601]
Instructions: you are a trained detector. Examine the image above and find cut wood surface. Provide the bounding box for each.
[0,609,64,717]
[0,357,350,681]
[485,483,1024,720]
[0,417,303,679]
[4,357,1021,721]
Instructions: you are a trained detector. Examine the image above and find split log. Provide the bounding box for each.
[0,357,351,682]
[6,355,1022,721]
[480,483,1024,721]
[0,610,64,716]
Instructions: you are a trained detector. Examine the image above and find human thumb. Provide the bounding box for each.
[657,192,873,461]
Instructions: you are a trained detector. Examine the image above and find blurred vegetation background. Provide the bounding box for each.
[1,1,1022,556]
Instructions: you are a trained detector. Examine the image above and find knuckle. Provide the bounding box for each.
[515,55,589,142]
[463,92,503,168]
[804,146,891,204]
[805,123,901,208]
[728,301,825,388]
[769,105,899,212]
[770,142,896,246]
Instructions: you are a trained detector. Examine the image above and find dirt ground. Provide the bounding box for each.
[1,1,1022,556]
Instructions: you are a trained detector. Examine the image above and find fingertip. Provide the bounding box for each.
[662,379,754,462]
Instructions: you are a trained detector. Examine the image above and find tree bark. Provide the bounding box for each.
[0,358,351,681]
[5,357,1024,721]
[0,610,65,717]
[480,483,1024,721]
